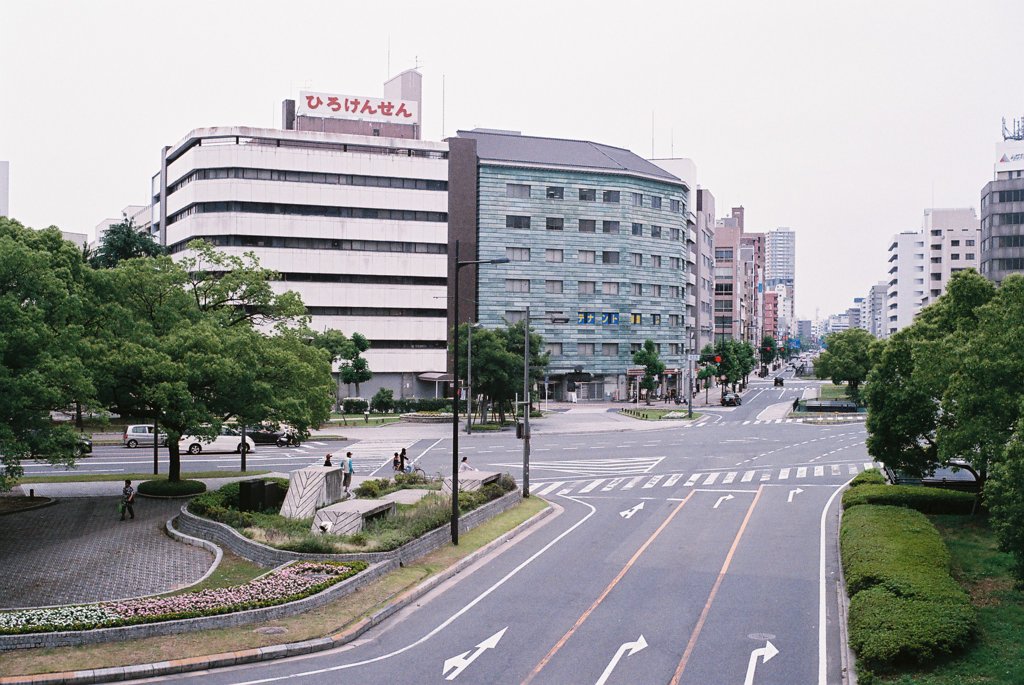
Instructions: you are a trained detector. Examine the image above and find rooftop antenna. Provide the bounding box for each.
[387,35,391,78]
[442,74,446,139]
[651,110,655,158]
[1003,115,1024,141]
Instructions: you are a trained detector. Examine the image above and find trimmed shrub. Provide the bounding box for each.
[138,479,206,497]
[370,388,395,413]
[841,505,975,670]
[843,484,976,514]
[354,478,390,499]
[849,468,886,488]
[342,398,369,414]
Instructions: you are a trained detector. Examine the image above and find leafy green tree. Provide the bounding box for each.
[91,242,332,481]
[938,274,1024,484]
[760,335,778,369]
[864,270,995,476]
[371,388,395,413]
[986,417,1024,580]
[90,216,164,268]
[0,219,98,490]
[814,328,874,402]
[633,339,666,405]
[311,329,354,410]
[340,332,372,397]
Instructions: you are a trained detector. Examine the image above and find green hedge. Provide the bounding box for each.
[849,468,886,488]
[138,479,206,497]
[842,505,975,669]
[843,484,976,514]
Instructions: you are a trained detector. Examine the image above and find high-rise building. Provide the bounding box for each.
[920,208,980,308]
[765,227,795,336]
[741,232,764,344]
[693,189,716,351]
[867,282,888,338]
[449,129,694,402]
[151,71,452,400]
[886,231,926,336]
[713,218,746,342]
[980,118,1024,283]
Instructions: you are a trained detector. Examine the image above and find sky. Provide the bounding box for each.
[2,0,1023,320]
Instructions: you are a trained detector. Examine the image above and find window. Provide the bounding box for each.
[715,300,733,311]
[670,199,681,213]
[630,342,642,353]
[669,343,680,355]
[715,283,733,295]
[546,280,563,294]
[546,249,563,263]
[631,283,643,296]
[651,225,662,238]
[632,223,643,236]
[546,342,562,355]
[651,255,662,268]
[603,190,620,203]
[651,196,662,209]
[951,253,960,260]
[602,343,618,356]
[603,220,620,234]
[715,248,733,260]
[546,186,564,199]
[966,253,975,260]
[631,192,643,207]
[578,281,596,295]
[670,286,681,298]
[631,313,642,325]
[930,273,942,281]
[602,251,620,264]
[603,281,619,295]
[579,188,596,201]
[652,284,662,297]
[505,310,526,323]
[506,247,530,261]
[966,239,976,246]
[670,257,682,270]
[951,240,960,246]
[670,228,681,240]
[505,279,530,293]
[546,217,564,231]
[579,219,596,233]
[506,184,530,199]
[652,314,661,325]
[578,343,595,356]
[669,314,681,326]
[579,250,596,264]
[631,252,643,267]
[506,215,531,229]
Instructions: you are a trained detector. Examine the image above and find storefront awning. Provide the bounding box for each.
[418,372,453,382]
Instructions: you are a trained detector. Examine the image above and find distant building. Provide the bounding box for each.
[867,282,888,338]
[886,231,926,336]
[920,208,980,308]
[765,227,795,335]
[980,119,1024,283]
[92,205,152,251]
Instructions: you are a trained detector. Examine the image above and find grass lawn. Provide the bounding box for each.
[19,471,270,484]
[868,514,1024,685]
[0,497,548,677]
[620,408,702,421]
[325,414,401,427]
[818,383,850,400]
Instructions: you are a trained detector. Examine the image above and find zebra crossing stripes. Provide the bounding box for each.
[603,478,625,491]
[779,468,791,479]
[814,466,825,476]
[644,475,664,488]
[797,467,808,478]
[532,481,564,496]
[684,474,701,487]
[579,479,605,493]
[664,473,684,487]
[722,472,737,484]
[741,471,756,482]
[703,472,720,485]
[622,476,644,490]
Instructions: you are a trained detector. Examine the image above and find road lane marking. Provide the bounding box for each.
[831,465,841,476]
[533,482,565,496]
[602,478,625,491]
[779,468,791,479]
[814,466,825,477]
[525,491,696,684]
[741,471,756,482]
[643,475,664,488]
[703,472,719,485]
[863,462,874,470]
[684,474,701,486]
[621,476,644,490]
[723,472,737,484]
[820,478,856,684]
[579,479,605,493]
[797,467,808,478]
[848,464,857,474]
[664,474,684,486]
[671,486,764,684]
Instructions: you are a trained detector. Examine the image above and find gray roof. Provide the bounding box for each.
[456,129,681,183]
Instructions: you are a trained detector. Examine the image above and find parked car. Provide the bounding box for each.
[123,424,168,448]
[179,427,255,455]
[721,392,742,406]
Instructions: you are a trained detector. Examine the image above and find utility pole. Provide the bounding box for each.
[522,306,531,497]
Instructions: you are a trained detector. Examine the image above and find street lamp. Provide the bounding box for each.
[466,322,483,434]
[451,240,509,545]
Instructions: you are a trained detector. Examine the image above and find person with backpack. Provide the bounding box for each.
[120,479,136,521]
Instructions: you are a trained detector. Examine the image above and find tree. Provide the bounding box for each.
[311,329,354,411]
[633,339,666,405]
[760,335,778,369]
[90,216,164,268]
[340,332,372,397]
[986,416,1024,580]
[864,270,995,477]
[0,219,98,490]
[814,328,874,402]
[91,242,333,482]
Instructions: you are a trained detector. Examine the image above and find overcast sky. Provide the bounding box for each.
[3,0,1022,319]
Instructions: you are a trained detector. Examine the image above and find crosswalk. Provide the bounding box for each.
[529,462,881,497]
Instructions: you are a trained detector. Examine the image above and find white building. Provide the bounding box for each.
[920,208,980,308]
[93,204,152,251]
[886,231,926,336]
[867,281,888,338]
[152,72,452,399]
[765,227,795,335]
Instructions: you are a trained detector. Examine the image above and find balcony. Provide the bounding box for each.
[687,272,697,286]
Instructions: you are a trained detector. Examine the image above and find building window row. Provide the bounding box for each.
[507,184,680,212]
[985,257,1024,271]
[506,215,682,240]
[572,312,677,326]
[276,272,447,286]
[305,306,446,317]
[984,234,1024,249]
[168,234,447,255]
[172,135,448,166]
[986,212,1024,227]
[168,167,447,196]
[168,201,447,226]
[995,189,1024,203]
[513,279,686,297]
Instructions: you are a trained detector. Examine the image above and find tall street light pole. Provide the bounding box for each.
[466,322,482,434]
[522,306,530,497]
[451,240,508,545]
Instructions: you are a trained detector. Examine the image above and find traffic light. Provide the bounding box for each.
[714,355,722,363]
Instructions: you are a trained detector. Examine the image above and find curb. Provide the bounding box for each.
[0,500,555,685]
[0,498,58,517]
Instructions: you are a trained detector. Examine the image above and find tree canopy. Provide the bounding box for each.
[632,339,666,405]
[815,328,874,402]
[89,216,164,268]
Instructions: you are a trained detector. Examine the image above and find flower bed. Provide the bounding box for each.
[0,561,365,635]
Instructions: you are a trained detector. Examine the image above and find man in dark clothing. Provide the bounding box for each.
[120,479,136,521]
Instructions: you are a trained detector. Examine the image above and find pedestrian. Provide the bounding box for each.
[459,456,476,472]
[399,448,409,473]
[323,453,333,467]
[392,452,401,472]
[120,479,135,521]
[342,451,354,496]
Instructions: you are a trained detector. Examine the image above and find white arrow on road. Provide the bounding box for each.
[442,627,507,680]
[788,488,804,503]
[620,502,645,519]
[595,634,648,685]
[714,494,734,509]
[743,640,779,685]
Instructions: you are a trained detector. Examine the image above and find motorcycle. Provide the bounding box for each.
[276,431,301,447]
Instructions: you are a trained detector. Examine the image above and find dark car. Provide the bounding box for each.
[722,392,742,406]
[774,377,784,387]
[240,425,301,447]
[28,430,92,458]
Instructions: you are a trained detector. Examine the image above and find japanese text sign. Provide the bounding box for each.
[298,91,419,125]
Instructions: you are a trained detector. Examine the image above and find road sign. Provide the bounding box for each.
[687,354,701,362]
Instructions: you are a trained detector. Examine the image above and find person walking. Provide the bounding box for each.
[323,453,333,467]
[459,456,477,472]
[398,449,410,474]
[392,452,401,472]
[342,451,354,496]
[120,479,136,521]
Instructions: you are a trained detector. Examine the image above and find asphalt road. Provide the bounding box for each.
[123,373,865,685]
